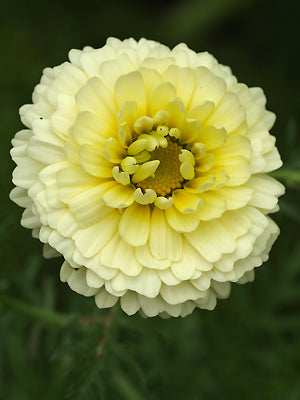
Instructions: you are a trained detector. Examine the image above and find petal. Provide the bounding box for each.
[135,243,170,269]
[187,101,215,123]
[9,187,32,208]
[114,71,147,116]
[262,147,283,172]
[100,232,143,276]
[131,160,160,183]
[229,83,262,127]
[120,291,140,315]
[76,77,117,126]
[149,207,182,261]
[166,98,186,128]
[184,175,216,193]
[56,210,79,237]
[172,189,202,214]
[111,269,161,298]
[150,82,177,116]
[213,135,252,160]
[99,53,135,89]
[21,207,41,229]
[66,267,98,297]
[171,238,212,280]
[103,137,126,163]
[117,101,138,131]
[138,67,163,113]
[216,186,253,210]
[134,188,157,205]
[160,281,205,305]
[71,111,116,147]
[50,94,78,139]
[38,160,70,209]
[163,65,196,109]
[215,156,251,186]
[165,205,200,232]
[189,67,226,109]
[102,182,135,208]
[119,203,151,246]
[27,119,65,164]
[185,219,236,262]
[138,295,165,317]
[158,268,181,286]
[79,144,113,177]
[206,91,246,133]
[95,288,118,308]
[43,244,61,259]
[64,134,80,164]
[72,211,120,257]
[68,183,114,228]
[246,174,285,211]
[179,119,201,144]
[57,166,100,203]
[86,270,104,289]
[198,125,227,150]
[196,192,227,221]
[220,209,252,239]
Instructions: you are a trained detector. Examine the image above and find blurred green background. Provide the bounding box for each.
[1,0,299,399]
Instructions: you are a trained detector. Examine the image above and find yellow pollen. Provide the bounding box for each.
[137,136,184,197]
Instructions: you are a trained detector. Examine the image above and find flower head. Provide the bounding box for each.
[10,38,284,317]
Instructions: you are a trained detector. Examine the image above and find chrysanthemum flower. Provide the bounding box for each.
[10,38,284,317]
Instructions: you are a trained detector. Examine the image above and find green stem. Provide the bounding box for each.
[0,293,74,326]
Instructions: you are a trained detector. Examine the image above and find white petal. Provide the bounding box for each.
[76,77,117,126]
[119,203,151,246]
[100,232,143,276]
[72,211,120,257]
[86,269,104,288]
[115,71,147,116]
[171,239,211,280]
[185,220,236,263]
[95,288,118,308]
[165,205,200,232]
[160,281,206,305]
[120,291,140,315]
[135,243,170,269]
[67,267,98,296]
[149,208,182,261]
[111,269,161,298]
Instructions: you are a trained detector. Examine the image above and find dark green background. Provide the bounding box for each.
[1,0,299,399]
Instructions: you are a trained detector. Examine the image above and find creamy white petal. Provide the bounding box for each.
[149,207,182,261]
[120,291,141,315]
[160,281,207,305]
[111,269,161,298]
[95,288,118,308]
[72,211,120,257]
[185,220,236,263]
[165,205,200,232]
[100,232,143,276]
[115,71,147,116]
[119,203,151,246]
[66,267,98,297]
[76,77,117,126]
[135,243,171,270]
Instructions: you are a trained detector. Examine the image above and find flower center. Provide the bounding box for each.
[137,136,184,197]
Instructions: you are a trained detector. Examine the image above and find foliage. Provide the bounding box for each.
[0,0,299,399]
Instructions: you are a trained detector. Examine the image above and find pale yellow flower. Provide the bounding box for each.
[10,38,284,317]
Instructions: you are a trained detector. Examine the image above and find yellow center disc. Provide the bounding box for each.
[137,136,184,197]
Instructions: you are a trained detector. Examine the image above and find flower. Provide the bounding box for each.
[10,37,284,317]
